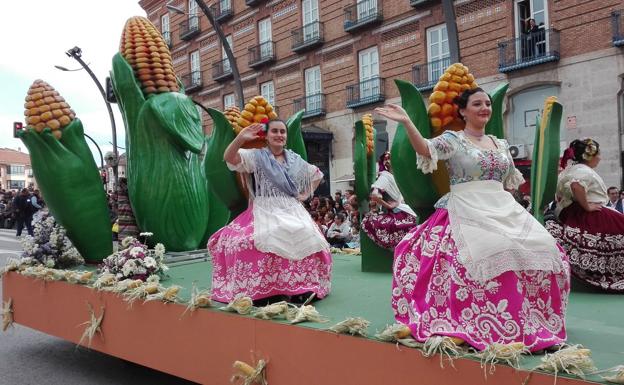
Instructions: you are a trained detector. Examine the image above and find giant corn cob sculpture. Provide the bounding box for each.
[205,99,307,218]
[354,114,393,272]
[111,16,221,251]
[391,64,508,222]
[531,96,562,223]
[17,80,112,261]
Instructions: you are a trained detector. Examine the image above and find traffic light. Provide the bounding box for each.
[105,77,117,104]
[13,121,23,138]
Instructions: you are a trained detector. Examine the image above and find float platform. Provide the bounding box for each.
[2,253,622,385]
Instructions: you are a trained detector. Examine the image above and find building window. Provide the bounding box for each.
[8,165,24,175]
[220,0,231,12]
[358,46,380,99]
[260,81,275,106]
[189,0,199,28]
[190,50,201,85]
[304,66,322,111]
[9,180,25,190]
[426,24,450,82]
[302,0,320,39]
[223,35,233,72]
[258,17,272,57]
[224,93,235,108]
[161,14,170,45]
[196,104,204,125]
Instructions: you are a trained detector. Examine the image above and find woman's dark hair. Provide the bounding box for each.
[267,119,287,128]
[336,213,346,222]
[453,87,491,120]
[569,138,600,163]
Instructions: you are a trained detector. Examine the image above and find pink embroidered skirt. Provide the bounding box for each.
[207,205,332,302]
[361,210,418,250]
[392,208,570,352]
[546,202,624,292]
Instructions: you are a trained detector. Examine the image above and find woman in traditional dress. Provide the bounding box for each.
[361,152,418,250]
[546,139,624,292]
[207,120,332,303]
[375,88,570,352]
[116,178,139,240]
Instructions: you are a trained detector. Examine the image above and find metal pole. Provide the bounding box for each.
[82,133,104,168]
[441,0,460,63]
[194,0,244,110]
[65,46,119,190]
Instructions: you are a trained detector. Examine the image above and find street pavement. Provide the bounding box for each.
[0,229,196,385]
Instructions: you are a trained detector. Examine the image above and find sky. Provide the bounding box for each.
[0,0,147,165]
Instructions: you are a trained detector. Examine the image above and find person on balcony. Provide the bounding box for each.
[524,18,546,58]
[546,139,624,292]
[361,151,418,250]
[375,87,569,352]
[208,120,332,304]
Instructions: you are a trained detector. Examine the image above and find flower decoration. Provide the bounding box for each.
[258,117,269,138]
[99,234,168,281]
[581,138,598,161]
[20,211,84,268]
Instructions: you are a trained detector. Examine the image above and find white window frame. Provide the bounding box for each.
[358,46,379,100]
[357,0,377,21]
[223,94,235,109]
[258,18,272,58]
[260,81,275,106]
[304,66,322,112]
[220,0,231,12]
[161,14,170,44]
[302,0,320,41]
[426,24,450,83]
[189,0,199,28]
[190,50,201,85]
[223,35,233,72]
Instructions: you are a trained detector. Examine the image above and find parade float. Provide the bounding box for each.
[3,16,624,385]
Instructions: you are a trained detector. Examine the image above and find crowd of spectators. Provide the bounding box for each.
[0,187,44,234]
[302,189,363,249]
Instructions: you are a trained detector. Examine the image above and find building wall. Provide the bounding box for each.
[139,0,624,192]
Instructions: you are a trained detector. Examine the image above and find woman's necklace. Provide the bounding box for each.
[464,127,486,141]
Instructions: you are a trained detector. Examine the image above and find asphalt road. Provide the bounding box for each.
[0,229,197,385]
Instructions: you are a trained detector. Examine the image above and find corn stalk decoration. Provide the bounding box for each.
[530,97,563,224]
[17,80,112,262]
[391,77,508,222]
[111,17,228,250]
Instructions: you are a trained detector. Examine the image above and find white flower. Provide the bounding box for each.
[45,259,55,268]
[121,260,135,277]
[121,236,135,248]
[129,247,144,258]
[154,243,165,257]
[161,264,169,272]
[140,232,153,237]
[143,257,157,269]
[146,275,160,284]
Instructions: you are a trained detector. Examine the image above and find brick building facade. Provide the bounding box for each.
[138,0,624,194]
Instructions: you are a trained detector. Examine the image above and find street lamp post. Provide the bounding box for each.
[61,46,119,190]
[167,1,244,110]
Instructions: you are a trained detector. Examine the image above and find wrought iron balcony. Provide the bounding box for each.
[162,31,172,48]
[346,77,385,108]
[212,58,233,81]
[213,2,233,22]
[612,11,624,46]
[410,0,434,6]
[245,0,261,5]
[344,0,383,33]
[179,15,201,41]
[412,57,451,91]
[181,70,203,93]
[498,29,559,73]
[248,41,276,68]
[292,21,324,53]
[293,93,326,119]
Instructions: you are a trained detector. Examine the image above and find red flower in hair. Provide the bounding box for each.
[257,117,269,138]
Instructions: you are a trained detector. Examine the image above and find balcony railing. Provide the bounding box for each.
[246,0,261,5]
[498,29,560,73]
[179,15,201,41]
[410,0,434,6]
[181,70,203,93]
[412,57,451,91]
[162,31,172,48]
[293,93,326,119]
[213,2,233,22]
[344,0,383,33]
[612,11,624,46]
[346,77,385,108]
[292,21,324,53]
[212,58,233,81]
[248,41,276,68]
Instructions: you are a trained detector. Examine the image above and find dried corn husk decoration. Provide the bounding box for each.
[0,258,23,276]
[231,359,268,385]
[144,285,180,303]
[2,298,14,332]
[428,63,478,135]
[123,282,161,304]
[222,296,254,315]
[422,336,466,368]
[101,278,143,293]
[183,285,213,315]
[328,317,370,337]
[535,345,596,379]
[42,268,65,282]
[286,304,328,324]
[24,80,76,139]
[476,342,527,375]
[92,273,118,290]
[375,324,422,348]
[65,270,94,285]
[252,301,288,320]
[20,265,46,278]
[602,365,624,383]
[78,302,104,348]
[120,16,179,96]
[362,113,374,156]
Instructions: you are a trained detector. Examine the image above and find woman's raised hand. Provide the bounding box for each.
[238,123,264,142]
[375,104,410,124]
